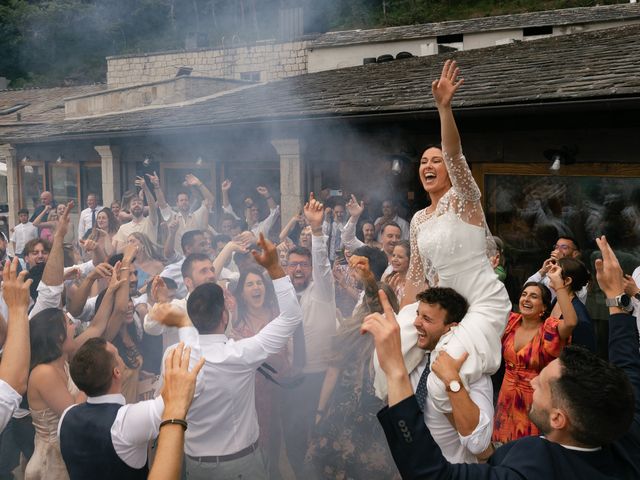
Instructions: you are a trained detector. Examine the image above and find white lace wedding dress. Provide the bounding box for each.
[408,148,511,413]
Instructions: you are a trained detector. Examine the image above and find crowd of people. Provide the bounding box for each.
[0,60,636,480]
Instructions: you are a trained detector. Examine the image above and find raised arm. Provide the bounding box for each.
[185,174,215,210]
[257,186,277,211]
[212,240,246,278]
[136,176,159,226]
[66,263,113,316]
[305,193,335,301]
[547,265,578,340]
[163,215,179,259]
[221,179,240,220]
[0,259,32,395]
[342,195,366,251]
[146,171,170,214]
[32,205,52,227]
[280,214,302,243]
[432,60,481,208]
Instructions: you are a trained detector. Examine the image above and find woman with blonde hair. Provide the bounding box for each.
[127,232,164,292]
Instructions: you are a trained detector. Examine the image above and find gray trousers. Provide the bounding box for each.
[185,447,268,480]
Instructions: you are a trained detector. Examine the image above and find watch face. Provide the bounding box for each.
[620,294,632,309]
[449,380,461,393]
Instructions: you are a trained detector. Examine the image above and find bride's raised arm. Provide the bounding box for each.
[433,60,481,205]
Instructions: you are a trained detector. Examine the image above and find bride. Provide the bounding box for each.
[393,60,511,413]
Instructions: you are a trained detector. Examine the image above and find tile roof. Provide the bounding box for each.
[3,24,640,144]
[310,3,640,48]
[0,84,106,126]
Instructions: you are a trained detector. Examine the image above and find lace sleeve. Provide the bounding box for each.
[407,210,427,287]
[442,149,480,203]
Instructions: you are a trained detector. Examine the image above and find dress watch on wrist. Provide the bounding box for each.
[446,380,461,393]
[605,293,634,313]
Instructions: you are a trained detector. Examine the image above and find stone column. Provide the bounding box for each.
[271,138,303,224]
[95,145,121,207]
[0,144,18,229]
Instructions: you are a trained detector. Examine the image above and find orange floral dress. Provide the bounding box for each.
[492,312,566,443]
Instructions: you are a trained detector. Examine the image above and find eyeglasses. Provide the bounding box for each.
[288,261,310,269]
[553,244,574,251]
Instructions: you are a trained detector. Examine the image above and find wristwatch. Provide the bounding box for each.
[605,293,633,312]
[446,380,461,393]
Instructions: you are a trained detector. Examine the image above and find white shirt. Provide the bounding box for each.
[0,379,21,432]
[409,356,494,463]
[526,270,588,304]
[144,297,187,352]
[159,204,210,255]
[340,217,365,252]
[630,266,640,345]
[375,214,410,241]
[58,393,164,469]
[11,222,38,255]
[113,215,158,246]
[159,257,187,299]
[171,275,302,457]
[77,206,104,240]
[221,204,281,238]
[296,235,337,374]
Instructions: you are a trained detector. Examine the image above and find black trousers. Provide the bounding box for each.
[0,416,35,477]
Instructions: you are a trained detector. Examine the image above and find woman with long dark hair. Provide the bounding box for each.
[24,266,125,480]
[492,265,577,444]
[231,267,285,479]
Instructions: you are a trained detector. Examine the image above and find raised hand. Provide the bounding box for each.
[134,176,146,188]
[122,242,138,264]
[221,179,232,192]
[184,174,203,187]
[107,261,128,292]
[150,276,171,304]
[146,171,161,189]
[79,238,97,253]
[623,274,640,297]
[432,59,464,108]
[55,200,74,239]
[361,289,405,378]
[304,193,324,232]
[594,235,625,298]
[88,262,114,282]
[233,231,256,249]
[547,264,566,292]
[349,254,374,282]
[2,258,32,311]
[149,303,191,328]
[256,186,270,198]
[167,215,179,234]
[251,233,284,279]
[346,194,364,219]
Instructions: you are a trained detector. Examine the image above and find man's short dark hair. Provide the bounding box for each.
[352,246,388,281]
[552,345,634,446]
[181,253,211,280]
[558,236,580,252]
[18,208,29,216]
[181,229,204,253]
[212,234,231,246]
[145,276,178,296]
[416,287,468,325]
[287,246,311,261]
[176,190,190,199]
[26,263,45,300]
[381,221,401,235]
[70,338,115,397]
[557,257,590,292]
[187,283,226,334]
[107,253,124,267]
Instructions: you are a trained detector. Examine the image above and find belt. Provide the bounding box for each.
[186,440,259,463]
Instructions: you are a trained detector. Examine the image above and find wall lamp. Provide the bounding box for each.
[544,147,577,172]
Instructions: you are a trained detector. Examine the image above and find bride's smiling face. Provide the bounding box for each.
[419,147,451,195]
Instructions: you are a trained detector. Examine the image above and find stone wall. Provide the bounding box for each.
[107,40,308,88]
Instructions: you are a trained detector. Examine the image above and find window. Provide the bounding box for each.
[437,34,463,52]
[19,160,46,212]
[523,26,553,37]
[49,162,80,211]
[240,71,261,82]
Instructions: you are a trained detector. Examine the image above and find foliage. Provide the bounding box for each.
[0,0,630,87]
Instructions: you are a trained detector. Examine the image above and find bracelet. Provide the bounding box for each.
[119,267,130,271]
[160,418,188,431]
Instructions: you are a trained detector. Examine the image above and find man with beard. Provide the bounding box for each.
[282,193,337,479]
[157,173,215,256]
[366,235,639,479]
[113,177,160,252]
[144,253,217,353]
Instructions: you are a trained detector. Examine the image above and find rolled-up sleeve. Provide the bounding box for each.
[458,377,494,455]
[29,281,64,319]
[0,380,21,433]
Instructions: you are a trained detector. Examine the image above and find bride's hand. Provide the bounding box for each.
[432,59,464,108]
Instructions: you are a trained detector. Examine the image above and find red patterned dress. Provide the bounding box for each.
[492,312,567,443]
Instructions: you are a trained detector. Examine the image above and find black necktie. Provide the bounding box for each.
[292,294,306,370]
[415,353,431,411]
[91,209,96,229]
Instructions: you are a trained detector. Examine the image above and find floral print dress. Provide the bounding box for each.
[492,312,566,443]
